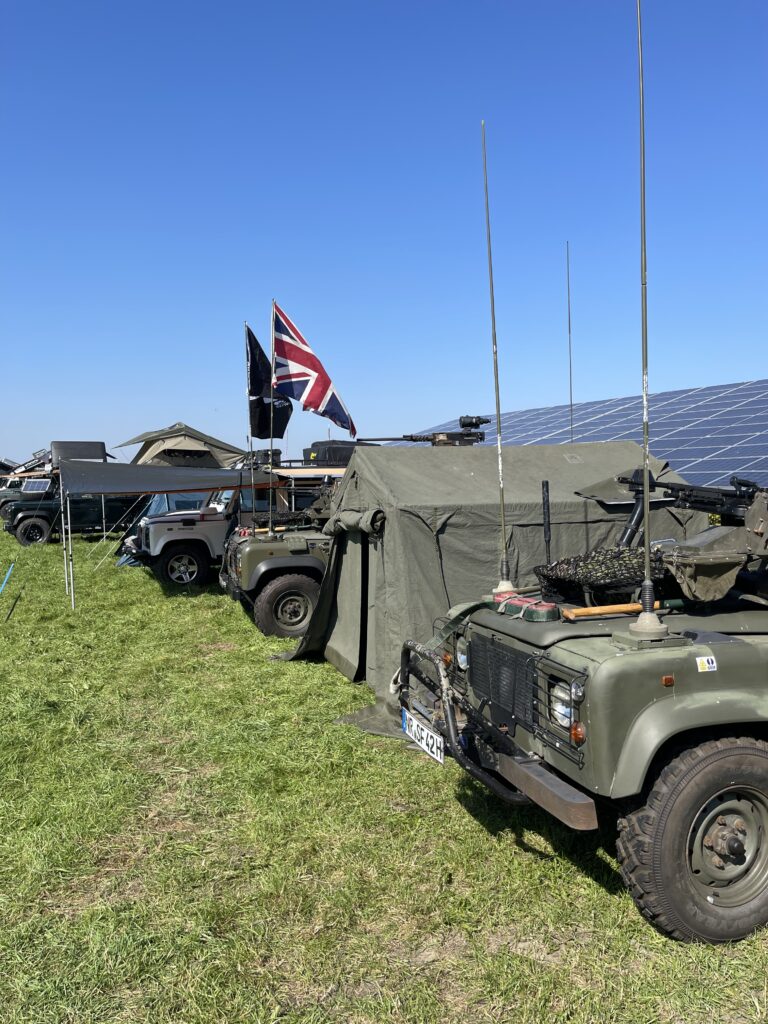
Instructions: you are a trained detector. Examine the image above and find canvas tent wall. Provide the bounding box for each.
[118,423,245,468]
[296,442,707,719]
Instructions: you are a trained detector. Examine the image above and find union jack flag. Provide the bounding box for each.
[272,302,357,437]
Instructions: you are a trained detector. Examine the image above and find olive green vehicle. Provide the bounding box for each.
[220,526,331,637]
[398,473,768,944]
[219,469,344,637]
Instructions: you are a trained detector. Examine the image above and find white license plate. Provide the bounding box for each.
[402,708,444,764]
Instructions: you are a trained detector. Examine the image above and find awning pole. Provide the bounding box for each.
[268,299,276,537]
[102,494,106,541]
[67,493,75,610]
[62,507,69,596]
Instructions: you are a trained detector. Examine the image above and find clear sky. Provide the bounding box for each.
[1,1,766,463]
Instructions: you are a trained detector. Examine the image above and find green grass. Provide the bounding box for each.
[0,531,767,1023]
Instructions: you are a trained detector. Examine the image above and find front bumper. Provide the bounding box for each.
[399,639,598,831]
[120,537,152,565]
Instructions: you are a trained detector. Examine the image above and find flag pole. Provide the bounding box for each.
[269,299,276,537]
[244,321,257,529]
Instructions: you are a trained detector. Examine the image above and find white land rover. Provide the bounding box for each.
[120,490,242,586]
[121,473,329,587]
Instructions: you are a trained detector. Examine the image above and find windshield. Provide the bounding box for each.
[145,491,211,516]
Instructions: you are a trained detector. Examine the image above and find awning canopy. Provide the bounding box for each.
[58,459,272,496]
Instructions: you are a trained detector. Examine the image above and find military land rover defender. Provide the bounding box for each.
[219,477,337,637]
[398,472,768,943]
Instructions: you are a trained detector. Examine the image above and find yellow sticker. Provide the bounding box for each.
[696,656,717,672]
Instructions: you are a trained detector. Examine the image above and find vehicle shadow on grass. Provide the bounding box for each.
[155,579,225,600]
[454,775,625,896]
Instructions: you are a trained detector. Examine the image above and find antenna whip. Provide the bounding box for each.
[481,121,514,595]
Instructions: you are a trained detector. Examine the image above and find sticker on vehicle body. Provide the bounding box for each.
[696,656,717,672]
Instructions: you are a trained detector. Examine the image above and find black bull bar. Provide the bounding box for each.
[399,639,598,831]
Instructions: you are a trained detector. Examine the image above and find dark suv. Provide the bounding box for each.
[2,482,142,545]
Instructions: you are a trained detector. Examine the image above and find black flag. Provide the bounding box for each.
[246,325,292,438]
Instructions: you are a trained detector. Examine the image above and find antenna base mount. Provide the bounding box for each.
[628,610,669,639]
[492,580,517,599]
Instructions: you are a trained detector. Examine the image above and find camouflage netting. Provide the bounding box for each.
[250,509,316,529]
[535,545,668,602]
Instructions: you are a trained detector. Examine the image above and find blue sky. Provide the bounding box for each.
[1,1,766,462]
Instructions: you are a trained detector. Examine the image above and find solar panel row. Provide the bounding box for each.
[407,379,768,487]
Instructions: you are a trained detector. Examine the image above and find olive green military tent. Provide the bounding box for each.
[295,441,707,732]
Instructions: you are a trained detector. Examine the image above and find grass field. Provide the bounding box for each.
[1,531,767,1023]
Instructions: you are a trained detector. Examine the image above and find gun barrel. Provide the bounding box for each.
[617,468,762,527]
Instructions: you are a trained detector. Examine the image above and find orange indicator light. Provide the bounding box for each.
[570,721,587,746]
[661,674,675,687]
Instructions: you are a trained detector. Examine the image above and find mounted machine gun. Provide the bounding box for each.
[358,415,491,447]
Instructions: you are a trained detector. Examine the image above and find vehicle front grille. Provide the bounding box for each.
[469,632,539,734]
[467,631,585,765]
[227,545,238,579]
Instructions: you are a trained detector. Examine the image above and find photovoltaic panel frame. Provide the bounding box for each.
[398,380,768,487]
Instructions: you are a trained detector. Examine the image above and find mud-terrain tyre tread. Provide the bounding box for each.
[616,736,768,943]
[155,544,211,586]
[16,517,52,546]
[252,573,319,638]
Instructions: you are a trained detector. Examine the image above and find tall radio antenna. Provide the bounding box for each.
[481,120,514,597]
[566,240,574,442]
[630,0,667,639]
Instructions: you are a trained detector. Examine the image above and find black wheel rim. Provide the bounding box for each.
[273,591,311,628]
[687,787,768,907]
[25,524,44,542]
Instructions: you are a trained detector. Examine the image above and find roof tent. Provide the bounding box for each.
[50,441,109,468]
[294,441,708,734]
[118,422,245,468]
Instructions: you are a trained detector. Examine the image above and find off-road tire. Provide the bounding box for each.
[616,737,768,943]
[16,517,52,546]
[156,545,211,586]
[252,573,319,638]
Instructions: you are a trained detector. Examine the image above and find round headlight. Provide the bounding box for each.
[456,636,469,671]
[550,682,572,729]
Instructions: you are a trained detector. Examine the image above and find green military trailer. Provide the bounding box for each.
[397,471,768,943]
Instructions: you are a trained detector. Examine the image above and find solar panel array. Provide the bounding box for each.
[404,380,768,487]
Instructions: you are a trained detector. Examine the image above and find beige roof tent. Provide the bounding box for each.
[118,422,245,468]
